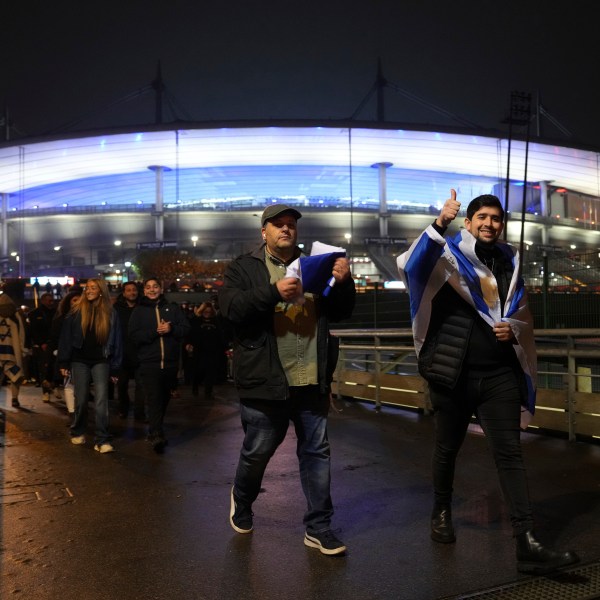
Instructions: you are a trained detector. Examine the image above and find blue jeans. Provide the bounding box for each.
[430,370,534,535]
[71,361,111,445]
[234,386,333,534]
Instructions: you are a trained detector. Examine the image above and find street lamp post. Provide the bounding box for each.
[114,240,124,280]
[53,246,62,271]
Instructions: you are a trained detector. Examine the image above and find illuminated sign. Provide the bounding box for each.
[29,276,75,286]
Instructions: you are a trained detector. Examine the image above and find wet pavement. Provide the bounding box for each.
[1,381,599,600]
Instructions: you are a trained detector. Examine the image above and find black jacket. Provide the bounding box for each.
[219,244,356,401]
[186,316,226,366]
[113,294,139,369]
[57,309,123,373]
[418,246,522,391]
[128,295,190,369]
[28,305,56,346]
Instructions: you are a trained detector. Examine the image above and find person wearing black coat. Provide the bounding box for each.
[397,190,579,574]
[184,301,226,399]
[128,278,190,453]
[219,204,356,556]
[49,290,83,416]
[113,282,145,420]
[27,292,56,401]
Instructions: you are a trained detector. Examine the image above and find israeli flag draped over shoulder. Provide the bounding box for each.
[397,225,537,428]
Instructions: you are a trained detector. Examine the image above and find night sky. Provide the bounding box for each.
[3,1,598,148]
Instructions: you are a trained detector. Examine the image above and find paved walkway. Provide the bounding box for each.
[1,382,599,600]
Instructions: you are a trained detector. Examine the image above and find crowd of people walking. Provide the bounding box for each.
[3,279,231,456]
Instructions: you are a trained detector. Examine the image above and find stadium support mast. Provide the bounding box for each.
[152,61,165,125]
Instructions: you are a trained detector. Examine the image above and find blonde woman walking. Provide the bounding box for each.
[58,279,122,453]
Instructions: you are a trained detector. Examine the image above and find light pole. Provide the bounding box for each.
[9,251,19,276]
[114,240,124,274]
[54,246,62,271]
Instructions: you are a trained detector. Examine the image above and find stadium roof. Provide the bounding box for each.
[1,122,599,212]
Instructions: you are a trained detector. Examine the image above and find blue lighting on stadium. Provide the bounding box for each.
[12,165,500,211]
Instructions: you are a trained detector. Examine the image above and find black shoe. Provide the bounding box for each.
[148,435,167,454]
[153,440,166,454]
[304,530,347,556]
[516,530,579,574]
[229,487,253,534]
[431,505,456,543]
[11,398,20,408]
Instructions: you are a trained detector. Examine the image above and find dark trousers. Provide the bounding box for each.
[137,364,178,438]
[191,353,217,396]
[32,346,52,391]
[430,370,534,535]
[233,386,333,534]
[117,365,145,418]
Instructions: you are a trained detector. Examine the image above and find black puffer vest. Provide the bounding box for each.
[417,283,474,389]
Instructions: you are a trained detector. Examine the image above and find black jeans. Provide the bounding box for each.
[430,370,534,535]
[137,364,178,438]
[117,365,145,418]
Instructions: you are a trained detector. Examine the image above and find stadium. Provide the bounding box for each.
[1,116,600,299]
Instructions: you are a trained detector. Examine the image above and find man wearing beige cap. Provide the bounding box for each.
[220,203,355,555]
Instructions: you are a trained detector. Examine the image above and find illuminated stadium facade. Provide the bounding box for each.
[1,120,600,287]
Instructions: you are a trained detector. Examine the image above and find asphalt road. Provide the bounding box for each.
[1,382,599,600]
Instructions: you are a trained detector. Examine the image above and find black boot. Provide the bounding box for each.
[431,504,456,543]
[516,530,579,574]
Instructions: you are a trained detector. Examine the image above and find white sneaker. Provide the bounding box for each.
[94,443,114,454]
[71,435,86,445]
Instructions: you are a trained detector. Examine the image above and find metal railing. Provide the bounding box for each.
[331,328,600,442]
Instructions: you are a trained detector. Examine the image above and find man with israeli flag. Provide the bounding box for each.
[220,203,355,556]
[397,189,578,574]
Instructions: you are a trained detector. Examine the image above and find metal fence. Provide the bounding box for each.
[331,328,600,443]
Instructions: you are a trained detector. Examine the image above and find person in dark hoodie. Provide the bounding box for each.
[128,278,190,453]
[113,281,145,421]
[0,293,27,408]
